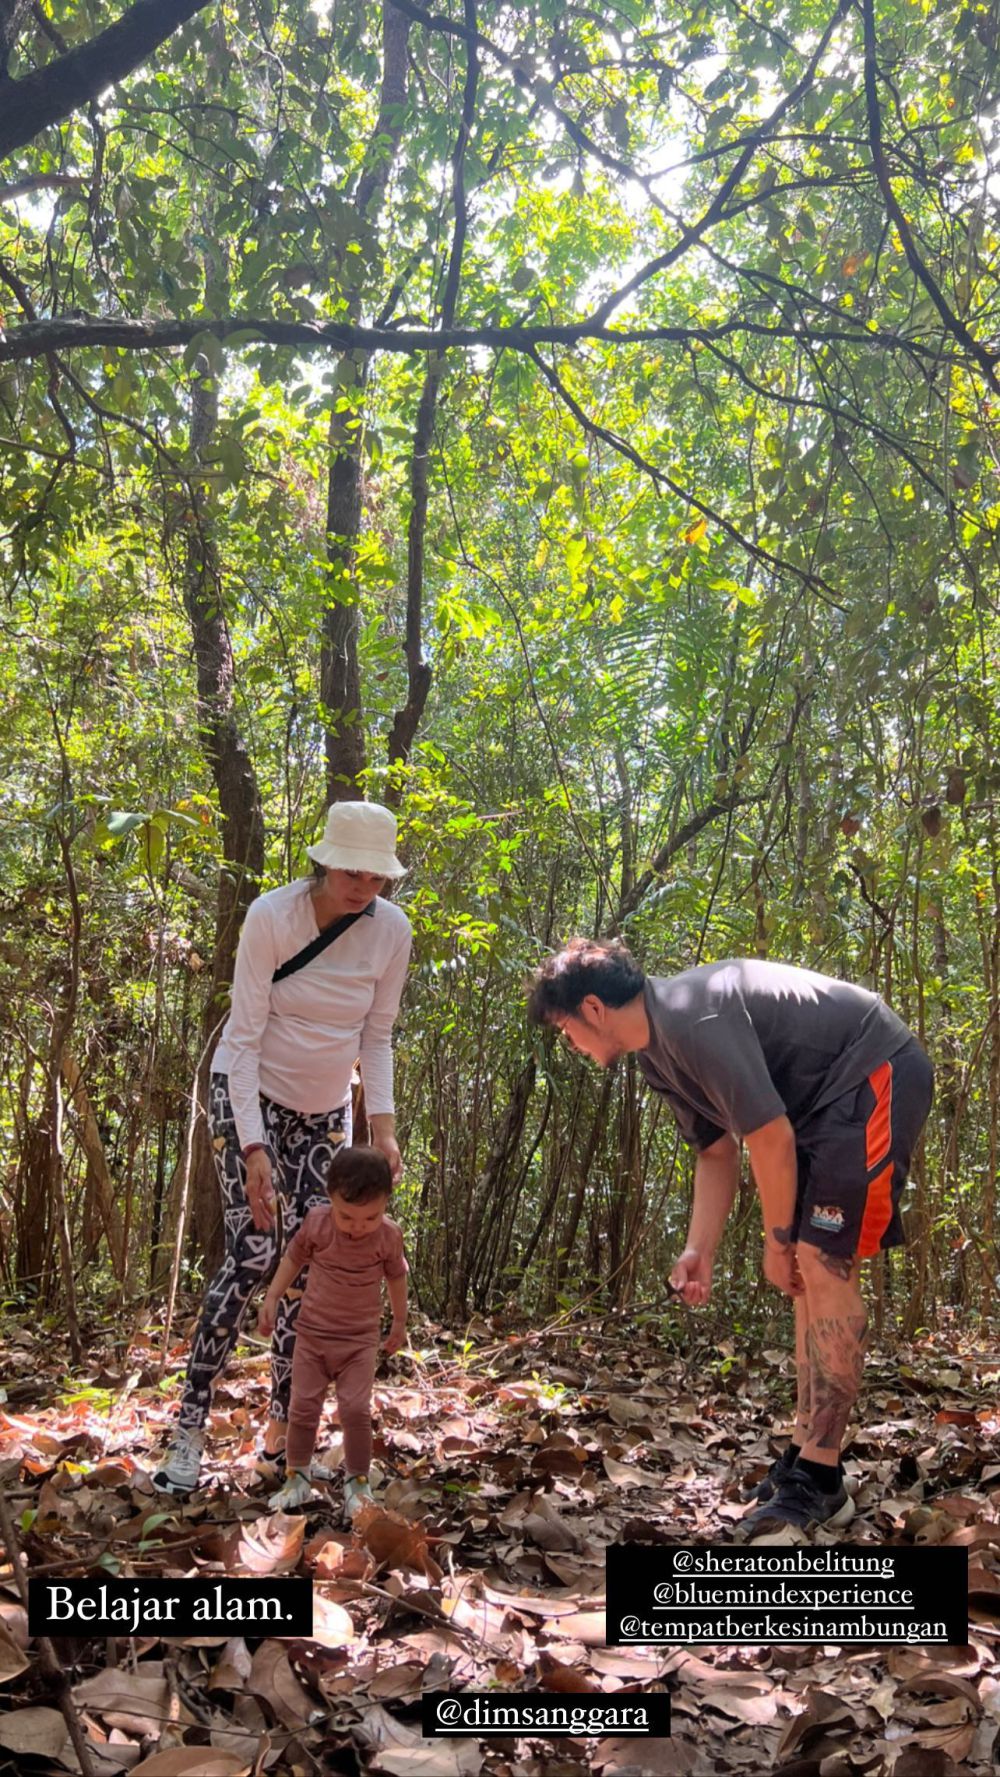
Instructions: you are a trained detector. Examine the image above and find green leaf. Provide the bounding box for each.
[137,820,165,875]
[105,811,148,839]
[183,329,224,375]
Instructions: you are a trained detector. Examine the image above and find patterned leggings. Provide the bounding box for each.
[176,1074,351,1435]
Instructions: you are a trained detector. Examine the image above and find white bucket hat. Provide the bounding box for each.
[307,801,406,877]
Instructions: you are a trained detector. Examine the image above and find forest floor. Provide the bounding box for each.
[0,1302,998,1777]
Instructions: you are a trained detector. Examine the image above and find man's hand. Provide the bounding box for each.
[258,1293,279,1337]
[763,1238,804,1297]
[669,1246,713,1306]
[245,1148,277,1231]
[383,1319,407,1355]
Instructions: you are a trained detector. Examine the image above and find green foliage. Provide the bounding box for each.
[1,0,999,1327]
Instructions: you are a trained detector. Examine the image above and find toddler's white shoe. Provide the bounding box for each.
[344,1475,374,1523]
[269,1467,316,1510]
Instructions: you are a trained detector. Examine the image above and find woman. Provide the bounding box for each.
[154,800,411,1494]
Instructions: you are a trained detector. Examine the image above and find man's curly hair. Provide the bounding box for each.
[527,937,646,1024]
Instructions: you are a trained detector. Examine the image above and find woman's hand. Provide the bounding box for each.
[245,1147,277,1231]
[258,1294,278,1337]
[369,1124,402,1183]
[383,1319,407,1355]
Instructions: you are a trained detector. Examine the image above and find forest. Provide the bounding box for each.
[2,0,1000,1773]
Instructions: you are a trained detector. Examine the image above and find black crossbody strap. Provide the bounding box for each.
[272,906,368,984]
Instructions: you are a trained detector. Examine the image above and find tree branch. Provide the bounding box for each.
[0,0,212,161]
[528,344,845,607]
[0,173,83,202]
[618,795,760,920]
[860,0,999,393]
[0,309,956,365]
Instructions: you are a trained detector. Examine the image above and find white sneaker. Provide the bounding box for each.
[152,1427,205,1494]
[344,1475,373,1523]
[269,1468,316,1510]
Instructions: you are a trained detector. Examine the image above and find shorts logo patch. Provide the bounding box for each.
[810,1204,845,1233]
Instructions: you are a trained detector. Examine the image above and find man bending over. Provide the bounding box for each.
[528,942,933,1534]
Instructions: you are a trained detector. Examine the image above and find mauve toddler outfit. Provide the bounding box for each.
[282,1206,408,1474]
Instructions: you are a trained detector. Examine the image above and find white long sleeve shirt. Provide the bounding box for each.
[211,881,412,1150]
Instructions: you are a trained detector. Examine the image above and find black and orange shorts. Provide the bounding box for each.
[790,1039,934,1260]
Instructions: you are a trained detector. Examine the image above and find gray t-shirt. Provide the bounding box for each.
[637,959,913,1150]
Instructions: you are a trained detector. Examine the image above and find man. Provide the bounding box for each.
[528,941,933,1533]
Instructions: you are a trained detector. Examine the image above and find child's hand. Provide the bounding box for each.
[383,1320,407,1356]
[258,1296,278,1338]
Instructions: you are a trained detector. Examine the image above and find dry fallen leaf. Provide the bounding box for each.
[129,1752,252,1776]
[603,1455,659,1488]
[596,1732,697,1774]
[608,1394,652,1426]
[238,1509,305,1574]
[248,1638,314,1730]
[0,1706,76,1767]
[538,1650,599,1692]
[356,1703,482,1776]
[543,1608,607,1645]
[369,1661,426,1699]
[0,1616,30,1684]
[480,1581,584,1618]
[591,1648,666,1681]
[700,1683,781,1726]
[74,1667,179,1737]
[775,1687,856,1759]
[523,1504,578,1551]
[207,1637,253,1693]
[310,1590,356,1648]
[353,1501,443,1581]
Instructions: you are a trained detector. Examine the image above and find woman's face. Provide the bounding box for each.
[323,867,388,911]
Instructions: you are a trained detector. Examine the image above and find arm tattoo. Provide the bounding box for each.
[805,1312,868,1454]
[770,1225,793,1246]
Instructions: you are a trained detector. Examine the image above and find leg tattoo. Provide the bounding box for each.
[805,1312,868,1454]
[817,1250,857,1281]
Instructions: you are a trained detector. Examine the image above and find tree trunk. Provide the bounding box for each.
[321,370,370,799]
[549,1073,615,1309]
[320,2,410,803]
[61,1050,125,1280]
[13,1116,51,1293]
[387,0,478,784]
[451,1055,537,1316]
[179,357,265,1271]
[46,832,84,1363]
[385,362,436,784]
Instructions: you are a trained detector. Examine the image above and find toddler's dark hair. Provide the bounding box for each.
[327,1143,392,1204]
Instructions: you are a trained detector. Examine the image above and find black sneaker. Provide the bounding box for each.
[741,1443,799,1504]
[253,1444,286,1484]
[737,1464,855,1539]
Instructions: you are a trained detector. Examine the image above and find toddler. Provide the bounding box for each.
[258,1144,408,1518]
